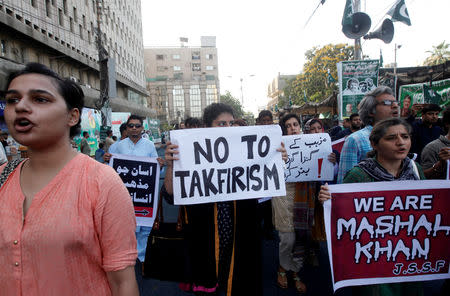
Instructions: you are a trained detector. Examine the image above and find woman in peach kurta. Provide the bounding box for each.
[0,63,138,295]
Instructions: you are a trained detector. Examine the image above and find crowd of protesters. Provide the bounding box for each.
[0,63,448,296]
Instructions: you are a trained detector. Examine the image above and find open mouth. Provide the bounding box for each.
[14,118,33,131]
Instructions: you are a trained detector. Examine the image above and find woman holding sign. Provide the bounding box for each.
[0,63,139,295]
[319,117,425,295]
[162,103,287,296]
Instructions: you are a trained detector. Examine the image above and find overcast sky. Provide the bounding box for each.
[141,0,450,115]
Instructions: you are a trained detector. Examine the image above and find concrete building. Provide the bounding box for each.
[144,36,220,124]
[0,0,152,118]
[267,73,296,112]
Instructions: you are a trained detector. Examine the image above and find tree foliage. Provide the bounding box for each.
[220,91,245,119]
[423,41,450,66]
[287,43,354,106]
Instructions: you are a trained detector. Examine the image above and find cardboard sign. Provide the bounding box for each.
[283,133,334,182]
[170,125,286,205]
[324,180,450,291]
[110,155,160,227]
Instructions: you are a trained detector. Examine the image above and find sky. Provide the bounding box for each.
[141,0,450,116]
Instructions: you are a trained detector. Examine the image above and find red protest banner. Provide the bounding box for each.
[324,180,450,291]
[331,136,347,154]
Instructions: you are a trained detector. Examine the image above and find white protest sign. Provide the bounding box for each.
[283,133,334,182]
[110,154,160,227]
[170,125,286,205]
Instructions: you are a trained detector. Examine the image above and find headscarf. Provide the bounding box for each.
[356,157,420,181]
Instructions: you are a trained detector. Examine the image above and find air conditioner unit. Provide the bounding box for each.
[69,76,78,83]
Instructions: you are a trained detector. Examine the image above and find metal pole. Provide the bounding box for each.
[353,0,362,60]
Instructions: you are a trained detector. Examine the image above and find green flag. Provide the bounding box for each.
[341,0,354,26]
[423,84,442,105]
[387,0,411,26]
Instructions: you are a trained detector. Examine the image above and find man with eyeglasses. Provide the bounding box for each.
[337,86,399,183]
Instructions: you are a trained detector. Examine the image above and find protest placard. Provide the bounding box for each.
[283,133,334,182]
[170,125,286,205]
[324,180,450,291]
[110,155,160,227]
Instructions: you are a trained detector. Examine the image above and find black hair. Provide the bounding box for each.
[107,130,113,136]
[280,113,301,136]
[349,113,360,120]
[119,123,127,135]
[126,114,143,125]
[202,103,234,127]
[367,117,412,158]
[443,106,450,133]
[83,131,89,137]
[257,110,273,120]
[99,142,104,149]
[422,104,442,114]
[185,117,202,128]
[6,62,84,138]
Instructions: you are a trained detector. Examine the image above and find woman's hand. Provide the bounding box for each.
[327,152,337,164]
[164,141,179,167]
[318,183,332,204]
[277,142,288,163]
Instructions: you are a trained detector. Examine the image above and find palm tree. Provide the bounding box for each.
[423,41,450,66]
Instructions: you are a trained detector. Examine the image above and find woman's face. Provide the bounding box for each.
[211,112,234,128]
[309,122,323,134]
[285,117,301,135]
[373,125,411,162]
[4,73,79,149]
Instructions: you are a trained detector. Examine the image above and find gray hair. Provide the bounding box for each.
[358,86,394,126]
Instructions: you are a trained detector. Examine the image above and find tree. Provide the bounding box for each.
[288,43,354,105]
[220,91,245,119]
[423,41,450,66]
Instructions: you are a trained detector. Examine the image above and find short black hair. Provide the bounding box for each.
[422,104,442,114]
[107,130,113,136]
[6,62,84,138]
[280,113,301,136]
[119,123,127,134]
[99,142,104,149]
[257,110,273,120]
[202,103,234,127]
[83,131,89,137]
[443,106,450,132]
[185,117,202,128]
[349,113,360,120]
[126,114,143,125]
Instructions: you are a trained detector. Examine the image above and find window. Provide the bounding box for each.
[69,17,73,32]
[1,40,6,56]
[45,0,51,17]
[157,66,167,72]
[206,54,214,60]
[73,7,77,22]
[172,54,180,60]
[82,15,86,27]
[206,84,218,105]
[156,54,164,60]
[190,85,202,118]
[63,0,67,14]
[173,65,181,71]
[79,24,83,39]
[173,85,185,118]
[192,63,201,71]
[206,65,214,71]
[58,9,64,26]
[173,73,183,80]
[30,0,37,8]
[192,51,200,60]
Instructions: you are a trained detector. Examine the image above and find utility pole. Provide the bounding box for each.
[95,0,111,128]
[353,0,362,60]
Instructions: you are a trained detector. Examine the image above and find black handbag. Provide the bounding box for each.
[143,193,191,282]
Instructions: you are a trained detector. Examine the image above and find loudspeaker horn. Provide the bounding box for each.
[363,19,394,44]
[342,12,372,39]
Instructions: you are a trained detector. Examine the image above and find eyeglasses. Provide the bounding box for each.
[378,99,399,106]
[127,123,142,128]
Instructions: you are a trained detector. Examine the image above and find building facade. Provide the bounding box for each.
[267,73,296,112]
[144,36,220,124]
[0,0,153,118]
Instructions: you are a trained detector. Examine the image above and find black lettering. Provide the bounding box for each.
[250,164,262,191]
[264,163,280,190]
[258,136,270,157]
[246,166,250,191]
[226,168,231,193]
[189,170,203,197]
[241,135,257,159]
[202,169,218,197]
[194,139,212,164]
[214,137,229,163]
[174,171,190,198]
[217,169,228,194]
[232,166,246,192]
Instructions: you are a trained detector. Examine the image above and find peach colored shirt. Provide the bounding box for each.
[0,154,137,295]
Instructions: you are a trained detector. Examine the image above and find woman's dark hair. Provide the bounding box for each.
[279,113,300,136]
[257,110,273,120]
[304,118,323,134]
[6,62,84,138]
[184,117,202,128]
[202,103,234,127]
[126,114,143,125]
[367,117,412,158]
[233,118,248,126]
